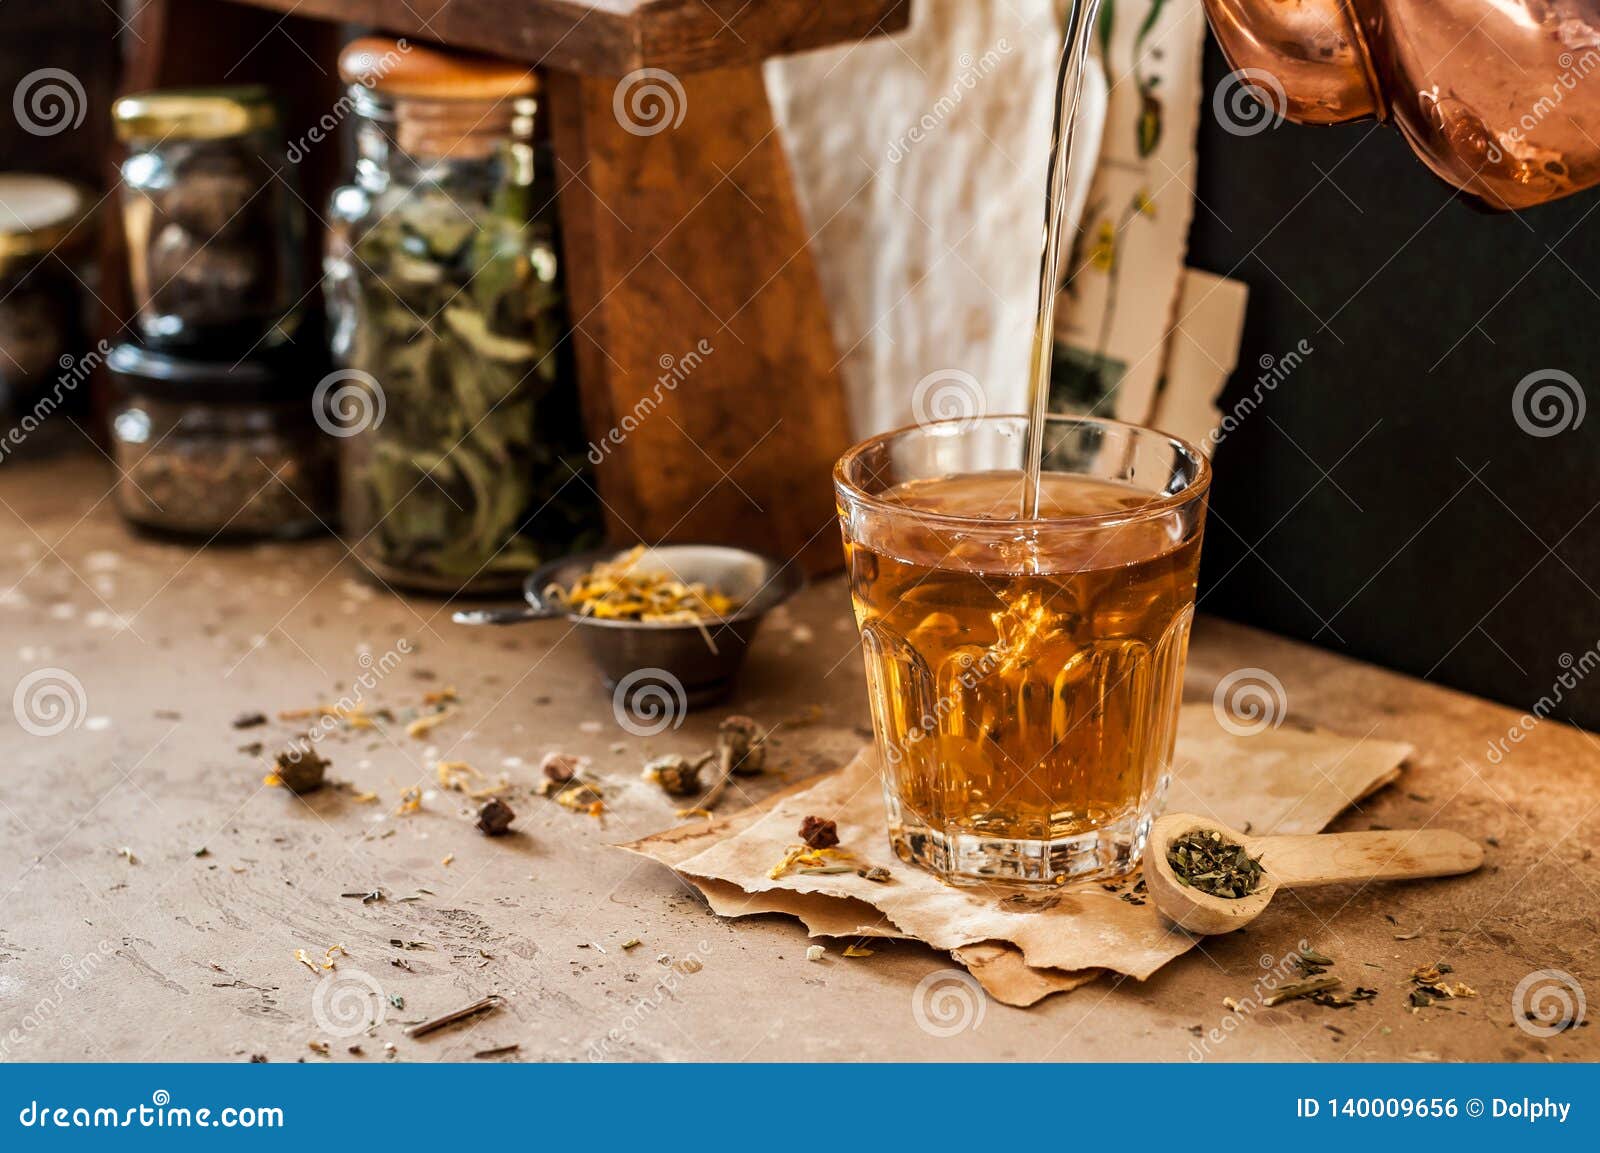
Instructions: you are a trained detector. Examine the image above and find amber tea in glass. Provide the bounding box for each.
[834,415,1209,886]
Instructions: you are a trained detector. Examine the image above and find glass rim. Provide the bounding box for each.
[833,412,1212,533]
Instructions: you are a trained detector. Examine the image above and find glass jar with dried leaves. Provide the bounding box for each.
[323,38,599,596]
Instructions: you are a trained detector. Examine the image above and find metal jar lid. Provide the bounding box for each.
[112,86,279,143]
[0,173,95,275]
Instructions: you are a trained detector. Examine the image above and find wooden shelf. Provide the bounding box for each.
[221,0,911,73]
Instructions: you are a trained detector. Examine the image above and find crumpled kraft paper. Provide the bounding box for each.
[623,704,1410,1006]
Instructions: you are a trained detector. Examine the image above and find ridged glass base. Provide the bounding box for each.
[886,793,1152,888]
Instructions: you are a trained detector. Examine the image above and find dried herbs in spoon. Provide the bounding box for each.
[1166,828,1265,899]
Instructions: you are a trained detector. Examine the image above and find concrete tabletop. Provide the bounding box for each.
[2,454,1595,1062]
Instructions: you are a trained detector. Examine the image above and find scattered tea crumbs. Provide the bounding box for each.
[422,687,458,706]
[405,709,452,739]
[621,938,642,951]
[294,949,320,976]
[541,752,582,783]
[642,753,711,797]
[475,798,516,837]
[395,786,423,816]
[769,844,854,880]
[232,711,267,729]
[1408,963,1476,1009]
[263,747,330,794]
[806,945,826,962]
[799,815,840,850]
[441,853,454,867]
[1262,976,1342,1007]
[552,781,605,817]
[842,945,874,958]
[858,866,892,883]
[472,1044,519,1060]
[436,760,482,791]
[720,715,767,776]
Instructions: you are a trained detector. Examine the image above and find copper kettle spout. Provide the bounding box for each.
[1202,0,1600,210]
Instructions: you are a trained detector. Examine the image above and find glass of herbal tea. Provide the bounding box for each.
[834,414,1210,887]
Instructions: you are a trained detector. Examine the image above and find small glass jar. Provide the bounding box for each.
[113,87,305,349]
[324,38,599,595]
[0,174,92,418]
[107,342,335,540]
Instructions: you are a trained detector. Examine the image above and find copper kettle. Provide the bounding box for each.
[1204,0,1600,209]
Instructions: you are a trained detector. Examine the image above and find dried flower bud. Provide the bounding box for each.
[476,798,516,836]
[799,815,839,850]
[541,752,581,783]
[718,715,766,776]
[269,746,329,794]
[642,753,706,798]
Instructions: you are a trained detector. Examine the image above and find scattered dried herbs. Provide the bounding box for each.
[672,717,772,815]
[799,816,840,850]
[406,994,504,1039]
[476,797,516,837]
[1165,828,1264,898]
[1262,976,1342,1007]
[263,746,329,794]
[769,844,854,880]
[719,715,767,776]
[1408,962,1477,1009]
[642,752,712,797]
[541,752,581,783]
[473,1044,520,1060]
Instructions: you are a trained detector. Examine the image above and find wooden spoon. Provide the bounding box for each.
[1145,813,1484,935]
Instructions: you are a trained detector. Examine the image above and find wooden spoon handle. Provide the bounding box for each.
[1257,829,1483,889]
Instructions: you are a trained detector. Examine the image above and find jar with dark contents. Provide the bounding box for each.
[106,342,335,541]
[0,174,92,421]
[113,87,305,349]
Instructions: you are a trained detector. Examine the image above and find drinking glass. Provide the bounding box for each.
[834,414,1210,887]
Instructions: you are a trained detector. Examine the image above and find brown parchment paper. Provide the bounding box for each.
[623,704,1410,1002]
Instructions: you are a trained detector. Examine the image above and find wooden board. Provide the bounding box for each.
[216,0,912,73]
[547,65,852,574]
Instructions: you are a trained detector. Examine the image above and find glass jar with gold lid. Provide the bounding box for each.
[324,38,598,595]
[113,86,305,349]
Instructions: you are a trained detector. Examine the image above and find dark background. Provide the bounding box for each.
[1190,39,1600,728]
